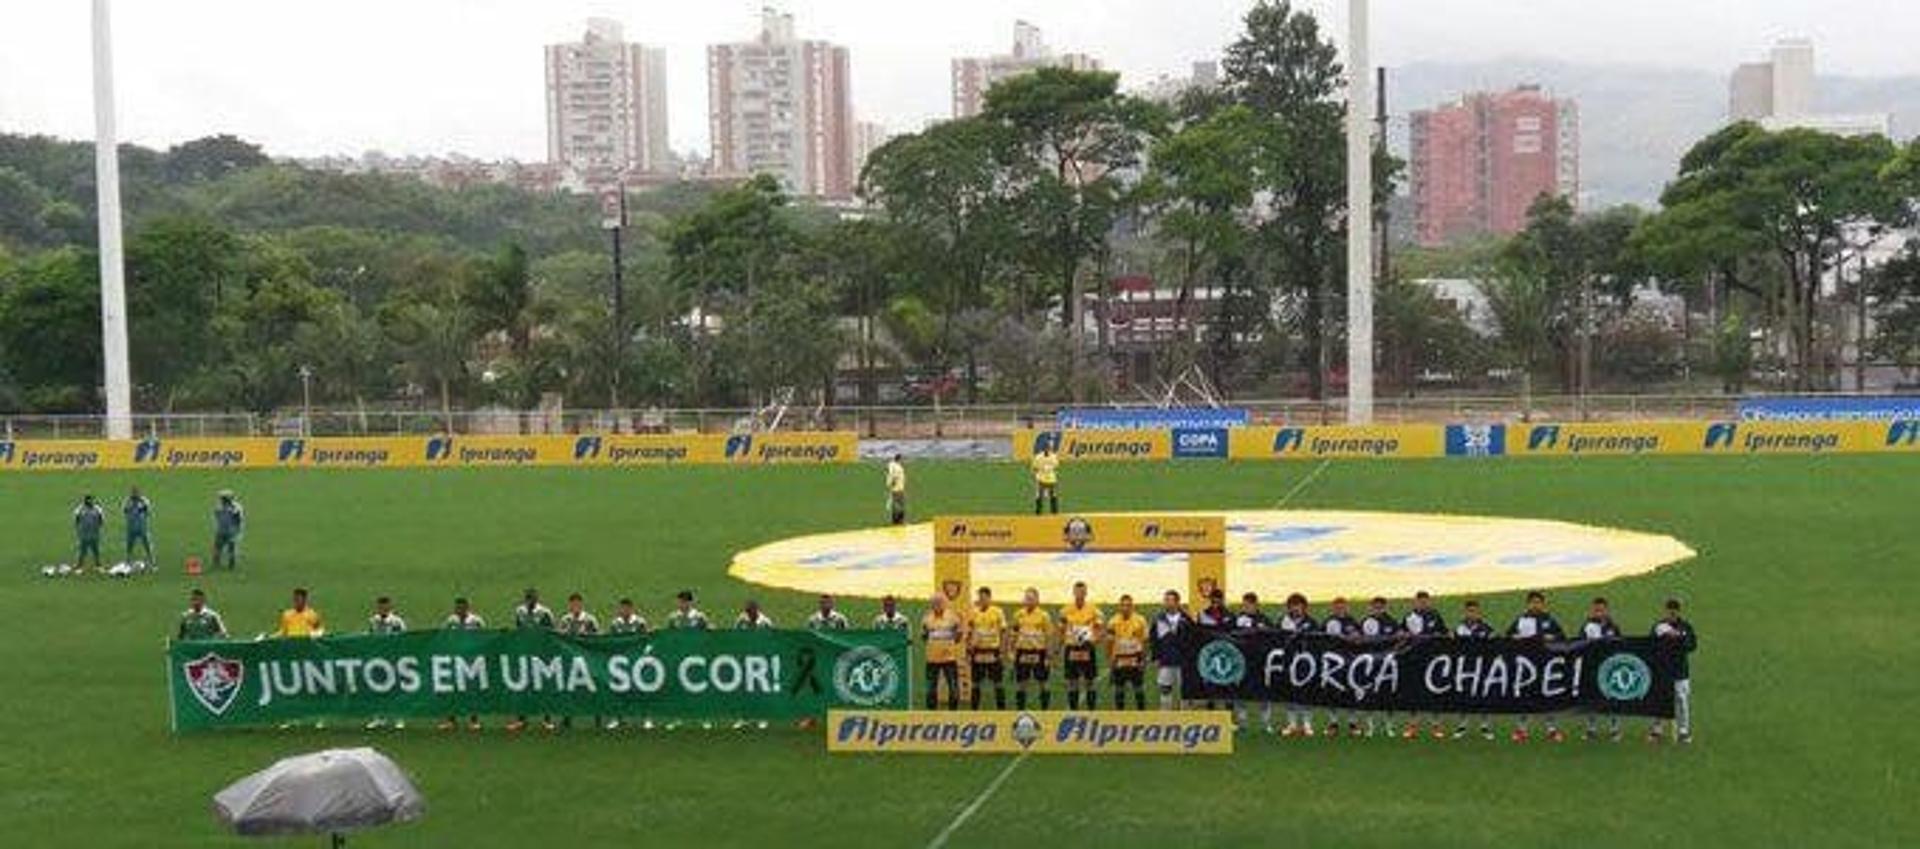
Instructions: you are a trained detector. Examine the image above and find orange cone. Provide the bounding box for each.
[184,556,202,576]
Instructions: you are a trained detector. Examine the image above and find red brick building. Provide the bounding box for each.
[1410,85,1579,246]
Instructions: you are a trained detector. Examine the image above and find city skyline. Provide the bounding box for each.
[5,1,1920,163]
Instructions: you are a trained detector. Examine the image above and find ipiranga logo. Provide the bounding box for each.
[825,710,1234,754]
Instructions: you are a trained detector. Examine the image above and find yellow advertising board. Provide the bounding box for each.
[1011,428,1169,462]
[933,514,1224,553]
[1505,422,1709,456]
[1228,424,1445,460]
[825,710,1234,755]
[0,432,857,472]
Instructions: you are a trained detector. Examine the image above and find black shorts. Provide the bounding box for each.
[1112,665,1144,686]
[1064,646,1097,680]
[970,658,1004,682]
[1014,650,1049,682]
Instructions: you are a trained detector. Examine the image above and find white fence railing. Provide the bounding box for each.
[0,392,1880,440]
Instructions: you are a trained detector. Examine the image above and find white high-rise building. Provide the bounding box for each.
[707,8,854,198]
[951,21,1101,118]
[545,19,670,183]
[1727,38,1890,137]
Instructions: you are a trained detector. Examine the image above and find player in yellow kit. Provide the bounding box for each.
[967,587,1009,709]
[1030,444,1060,514]
[1060,581,1104,709]
[921,593,963,710]
[1011,587,1053,710]
[275,588,325,638]
[1108,594,1150,710]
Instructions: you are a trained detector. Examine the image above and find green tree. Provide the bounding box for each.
[983,67,1164,397]
[162,135,270,183]
[1645,123,1901,388]
[1867,245,1920,382]
[386,300,472,432]
[666,175,807,405]
[0,248,100,410]
[859,118,1021,398]
[125,216,241,408]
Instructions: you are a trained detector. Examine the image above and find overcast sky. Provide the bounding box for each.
[3,0,1917,160]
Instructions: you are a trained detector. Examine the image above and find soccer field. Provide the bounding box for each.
[1,456,1915,848]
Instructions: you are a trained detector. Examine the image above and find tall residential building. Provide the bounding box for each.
[707,8,854,199]
[1410,85,1580,246]
[544,19,670,183]
[951,21,1101,118]
[852,121,892,180]
[1727,39,1891,137]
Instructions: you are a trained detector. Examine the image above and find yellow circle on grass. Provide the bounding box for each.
[728,510,1694,604]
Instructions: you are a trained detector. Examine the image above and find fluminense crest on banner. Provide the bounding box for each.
[182,653,244,715]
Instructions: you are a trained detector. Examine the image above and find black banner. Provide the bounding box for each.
[1177,630,1680,717]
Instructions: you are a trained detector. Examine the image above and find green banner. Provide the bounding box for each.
[167,628,910,730]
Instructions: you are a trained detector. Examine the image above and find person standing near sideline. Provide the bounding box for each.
[439,597,486,732]
[73,494,106,574]
[123,486,154,565]
[1649,598,1698,745]
[364,596,408,730]
[1030,443,1060,515]
[885,454,908,526]
[210,491,244,570]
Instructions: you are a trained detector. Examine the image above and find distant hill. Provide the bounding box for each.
[1384,57,1920,209]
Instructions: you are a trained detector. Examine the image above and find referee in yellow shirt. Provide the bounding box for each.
[275,587,325,638]
[1108,595,1150,710]
[885,454,908,525]
[1030,444,1060,515]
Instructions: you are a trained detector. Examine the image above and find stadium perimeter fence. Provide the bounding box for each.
[0,393,1876,441]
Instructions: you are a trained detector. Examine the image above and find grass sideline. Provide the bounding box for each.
[0,457,1914,847]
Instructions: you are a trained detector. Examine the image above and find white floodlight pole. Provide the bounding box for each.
[1344,0,1374,424]
[93,0,134,440]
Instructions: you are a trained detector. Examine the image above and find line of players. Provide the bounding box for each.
[912,583,1698,745]
[67,488,245,572]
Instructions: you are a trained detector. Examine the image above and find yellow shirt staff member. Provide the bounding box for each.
[967,588,1010,710]
[885,454,907,526]
[921,595,963,711]
[275,588,325,638]
[1059,581,1104,709]
[1030,444,1060,515]
[1107,594,1150,710]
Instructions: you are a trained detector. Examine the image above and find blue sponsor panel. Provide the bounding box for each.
[1171,428,1229,459]
[1737,396,1920,421]
[1057,407,1249,431]
[1444,424,1506,457]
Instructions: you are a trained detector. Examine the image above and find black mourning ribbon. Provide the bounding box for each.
[793,647,822,696]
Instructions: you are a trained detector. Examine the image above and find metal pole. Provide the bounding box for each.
[92,0,133,440]
[298,365,312,436]
[1344,0,1374,424]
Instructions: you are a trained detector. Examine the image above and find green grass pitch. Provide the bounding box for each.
[1,456,1915,847]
